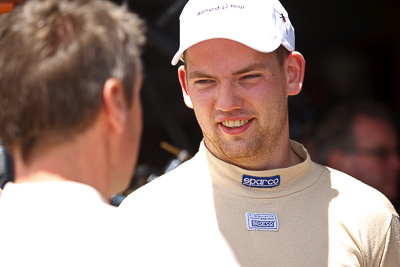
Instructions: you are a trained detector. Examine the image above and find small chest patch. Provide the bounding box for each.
[242,175,280,188]
[245,212,279,231]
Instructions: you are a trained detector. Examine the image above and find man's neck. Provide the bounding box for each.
[12,134,110,200]
[205,139,303,171]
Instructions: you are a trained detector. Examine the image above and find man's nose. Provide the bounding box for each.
[215,82,243,112]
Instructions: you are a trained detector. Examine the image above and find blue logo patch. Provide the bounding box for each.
[242,175,280,188]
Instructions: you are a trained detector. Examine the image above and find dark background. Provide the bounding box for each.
[111,0,400,188]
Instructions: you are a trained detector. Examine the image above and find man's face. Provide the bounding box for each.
[179,39,294,170]
[347,116,400,200]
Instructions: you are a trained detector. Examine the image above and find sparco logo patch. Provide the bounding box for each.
[242,175,280,188]
[245,212,279,231]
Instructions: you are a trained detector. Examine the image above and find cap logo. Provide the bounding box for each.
[275,10,290,35]
[197,4,245,17]
[279,13,286,22]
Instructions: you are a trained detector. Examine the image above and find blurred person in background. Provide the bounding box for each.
[0,0,145,266]
[312,100,400,210]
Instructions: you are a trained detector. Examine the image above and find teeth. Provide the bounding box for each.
[222,120,248,128]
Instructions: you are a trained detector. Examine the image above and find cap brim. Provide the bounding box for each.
[171,36,282,66]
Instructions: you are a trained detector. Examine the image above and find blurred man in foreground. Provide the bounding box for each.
[0,0,145,266]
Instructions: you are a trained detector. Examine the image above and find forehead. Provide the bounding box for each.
[184,38,279,71]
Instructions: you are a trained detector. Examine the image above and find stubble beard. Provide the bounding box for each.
[203,108,288,169]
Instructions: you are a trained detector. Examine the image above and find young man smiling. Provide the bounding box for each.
[179,40,304,171]
[120,0,400,265]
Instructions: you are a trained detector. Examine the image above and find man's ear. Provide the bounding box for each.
[102,78,127,133]
[286,51,305,96]
[178,65,193,109]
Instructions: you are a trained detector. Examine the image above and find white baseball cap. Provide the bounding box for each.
[171,0,295,65]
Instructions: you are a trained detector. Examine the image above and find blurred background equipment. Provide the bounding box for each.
[111,141,191,206]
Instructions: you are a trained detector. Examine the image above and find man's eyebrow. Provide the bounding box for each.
[187,63,268,80]
[232,63,268,76]
[187,70,214,80]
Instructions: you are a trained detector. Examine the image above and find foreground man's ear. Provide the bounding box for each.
[178,65,194,109]
[102,78,128,133]
[286,51,305,96]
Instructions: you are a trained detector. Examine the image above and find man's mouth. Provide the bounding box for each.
[221,120,249,129]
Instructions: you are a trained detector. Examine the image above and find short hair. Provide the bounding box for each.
[313,100,395,165]
[274,45,291,67]
[0,0,145,160]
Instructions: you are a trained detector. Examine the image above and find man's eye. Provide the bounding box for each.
[195,79,212,84]
[242,74,261,79]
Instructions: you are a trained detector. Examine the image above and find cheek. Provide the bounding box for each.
[251,84,287,111]
[252,73,287,98]
[133,111,143,146]
[125,101,143,157]
[135,100,143,133]
[193,105,209,129]
[190,92,214,118]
